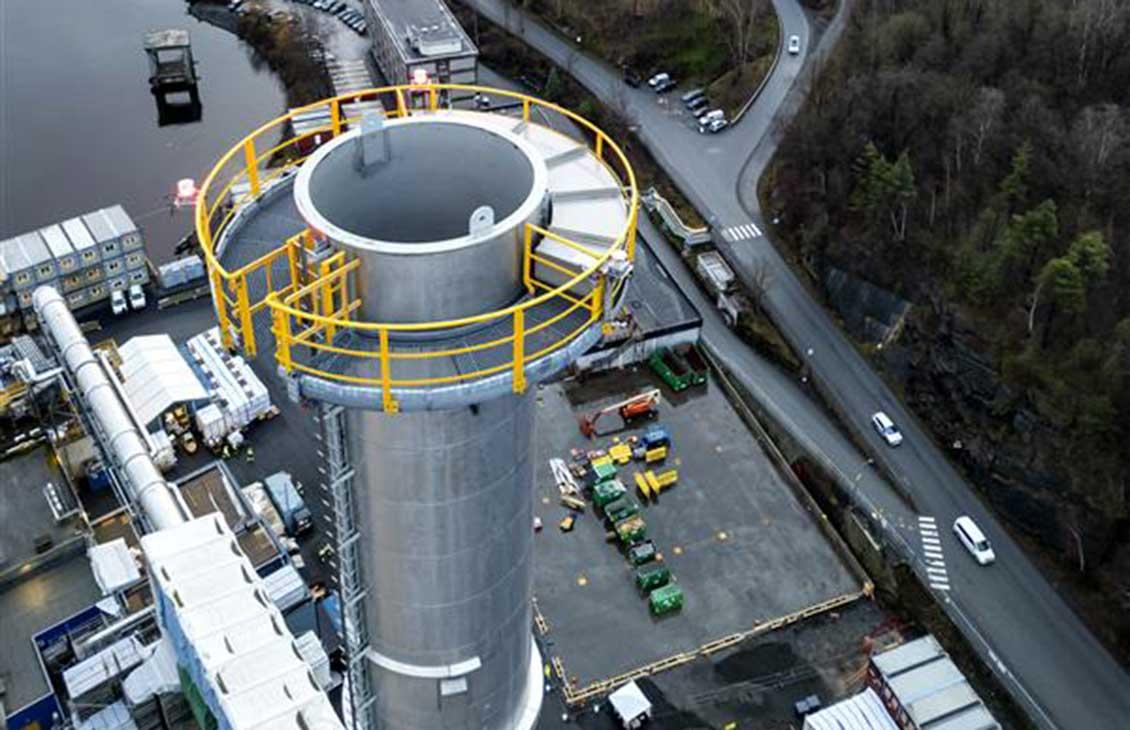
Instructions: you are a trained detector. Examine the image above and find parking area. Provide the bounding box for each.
[531,366,865,693]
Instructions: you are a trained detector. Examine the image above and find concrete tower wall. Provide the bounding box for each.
[346,394,536,728]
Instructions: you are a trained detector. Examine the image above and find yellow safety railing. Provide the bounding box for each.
[195,84,638,410]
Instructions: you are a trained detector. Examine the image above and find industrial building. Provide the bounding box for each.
[0,205,149,319]
[0,289,339,730]
[364,0,477,93]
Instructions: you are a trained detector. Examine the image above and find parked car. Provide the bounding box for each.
[788,34,801,54]
[687,96,710,115]
[680,88,705,106]
[128,283,146,311]
[111,290,129,316]
[953,516,996,565]
[653,78,677,94]
[698,117,728,134]
[870,411,903,446]
[647,72,670,88]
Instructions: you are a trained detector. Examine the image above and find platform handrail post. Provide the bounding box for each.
[243,138,260,198]
[271,296,293,372]
[379,329,399,413]
[512,309,527,394]
[236,272,257,357]
[213,268,235,350]
[522,225,534,294]
[331,98,342,137]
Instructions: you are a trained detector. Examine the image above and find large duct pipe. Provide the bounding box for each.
[33,286,187,531]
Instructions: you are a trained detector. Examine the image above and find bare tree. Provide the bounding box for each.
[707,0,768,66]
[1071,103,1126,197]
[747,257,774,310]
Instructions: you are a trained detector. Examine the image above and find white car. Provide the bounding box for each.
[698,117,728,134]
[953,516,996,565]
[110,290,129,316]
[647,72,670,88]
[788,34,801,55]
[128,283,147,311]
[871,411,903,446]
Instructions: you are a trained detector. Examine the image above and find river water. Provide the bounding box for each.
[1,0,286,263]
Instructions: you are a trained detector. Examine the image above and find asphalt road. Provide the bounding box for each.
[462,0,1130,727]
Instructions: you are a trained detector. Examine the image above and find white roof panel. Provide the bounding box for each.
[88,538,141,594]
[803,688,899,730]
[141,515,343,730]
[119,334,207,426]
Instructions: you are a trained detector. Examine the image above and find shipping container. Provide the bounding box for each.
[263,471,313,536]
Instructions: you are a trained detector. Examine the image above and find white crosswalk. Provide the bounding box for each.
[918,516,950,591]
[720,222,762,242]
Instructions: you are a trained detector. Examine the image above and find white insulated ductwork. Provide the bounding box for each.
[33,286,187,531]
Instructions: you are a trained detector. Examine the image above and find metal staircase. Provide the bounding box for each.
[318,404,376,730]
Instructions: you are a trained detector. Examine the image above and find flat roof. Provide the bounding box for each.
[0,550,102,711]
[0,445,80,566]
[872,636,1000,730]
[366,0,477,64]
[176,462,248,531]
[532,366,863,689]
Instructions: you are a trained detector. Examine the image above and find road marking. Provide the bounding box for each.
[919,515,951,593]
[720,222,762,242]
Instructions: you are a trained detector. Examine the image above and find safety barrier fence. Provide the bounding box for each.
[195,84,639,410]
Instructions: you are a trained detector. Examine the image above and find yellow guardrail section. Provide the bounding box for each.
[195,84,638,412]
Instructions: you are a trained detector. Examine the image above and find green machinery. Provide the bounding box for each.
[593,479,626,508]
[649,584,684,616]
[604,497,640,523]
[648,344,708,391]
[635,564,671,593]
[627,540,657,566]
[614,514,647,544]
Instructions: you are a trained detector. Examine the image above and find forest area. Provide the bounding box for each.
[510,0,777,113]
[765,0,1130,655]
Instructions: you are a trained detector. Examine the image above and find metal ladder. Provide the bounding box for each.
[318,404,376,729]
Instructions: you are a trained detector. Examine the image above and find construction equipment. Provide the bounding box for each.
[649,584,684,616]
[559,515,576,532]
[560,494,586,511]
[635,564,671,593]
[608,442,633,465]
[636,468,679,501]
[604,497,640,523]
[550,457,581,496]
[579,388,661,437]
[614,514,647,545]
[591,461,618,485]
[593,480,627,509]
[642,426,671,450]
[644,446,668,464]
[648,346,707,391]
[627,540,657,566]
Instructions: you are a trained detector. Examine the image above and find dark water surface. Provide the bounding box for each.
[1,0,285,262]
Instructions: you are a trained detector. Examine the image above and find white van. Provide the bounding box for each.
[953,516,995,565]
[128,283,147,311]
[111,290,129,316]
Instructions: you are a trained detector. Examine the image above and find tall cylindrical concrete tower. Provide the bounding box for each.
[198,88,636,730]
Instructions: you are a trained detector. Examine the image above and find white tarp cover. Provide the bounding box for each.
[609,680,652,727]
[89,538,141,595]
[64,635,146,700]
[803,687,899,730]
[123,637,180,705]
[77,701,139,730]
[119,334,207,427]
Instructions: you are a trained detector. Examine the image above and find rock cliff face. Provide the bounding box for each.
[880,308,1130,657]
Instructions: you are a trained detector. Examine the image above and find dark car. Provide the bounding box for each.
[654,78,677,94]
[622,66,642,88]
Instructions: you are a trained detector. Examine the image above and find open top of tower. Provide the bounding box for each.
[196,84,638,413]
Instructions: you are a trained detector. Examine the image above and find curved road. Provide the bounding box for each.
[460,0,1130,727]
